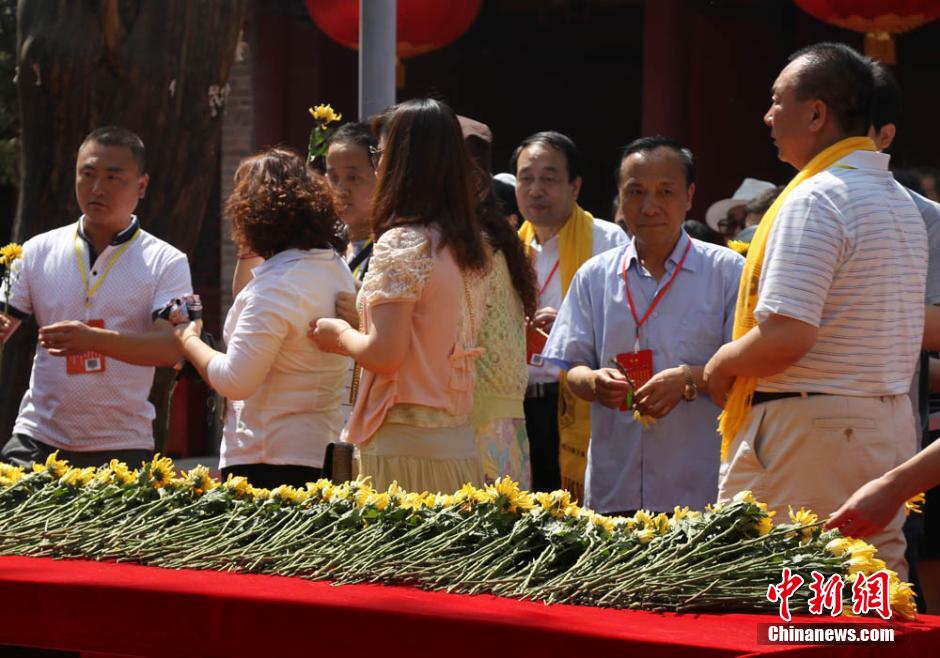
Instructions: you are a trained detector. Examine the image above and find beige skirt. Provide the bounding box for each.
[358,422,483,493]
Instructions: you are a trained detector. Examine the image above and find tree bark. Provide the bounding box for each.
[1,0,250,449]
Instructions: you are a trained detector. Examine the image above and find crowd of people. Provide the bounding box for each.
[2,42,940,590]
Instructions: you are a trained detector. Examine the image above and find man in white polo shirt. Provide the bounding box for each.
[0,126,192,468]
[513,131,627,495]
[704,43,927,578]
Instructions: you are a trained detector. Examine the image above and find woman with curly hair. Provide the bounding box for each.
[177,148,355,489]
[310,98,490,492]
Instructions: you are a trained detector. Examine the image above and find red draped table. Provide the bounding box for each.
[0,555,938,657]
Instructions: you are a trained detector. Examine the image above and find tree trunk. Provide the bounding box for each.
[0,0,250,449]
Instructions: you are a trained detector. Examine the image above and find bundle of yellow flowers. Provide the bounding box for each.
[0,452,917,619]
[1,243,24,331]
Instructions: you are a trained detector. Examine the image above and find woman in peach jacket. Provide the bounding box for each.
[311,98,490,493]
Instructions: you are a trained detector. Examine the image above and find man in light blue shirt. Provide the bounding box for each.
[542,137,743,514]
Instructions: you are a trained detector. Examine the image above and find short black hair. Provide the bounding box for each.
[510,131,582,182]
[787,42,874,137]
[619,135,695,186]
[871,61,902,130]
[326,121,378,152]
[81,126,146,173]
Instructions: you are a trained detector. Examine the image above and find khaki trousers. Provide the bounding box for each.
[718,394,916,580]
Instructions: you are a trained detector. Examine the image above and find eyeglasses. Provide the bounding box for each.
[369,146,384,169]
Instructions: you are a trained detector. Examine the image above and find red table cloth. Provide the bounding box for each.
[0,555,938,657]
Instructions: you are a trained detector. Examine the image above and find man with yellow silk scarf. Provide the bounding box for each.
[513,131,627,496]
[703,43,927,579]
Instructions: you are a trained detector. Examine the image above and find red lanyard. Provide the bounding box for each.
[622,239,692,350]
[537,259,561,303]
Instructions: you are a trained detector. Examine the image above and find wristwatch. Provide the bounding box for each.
[679,364,698,401]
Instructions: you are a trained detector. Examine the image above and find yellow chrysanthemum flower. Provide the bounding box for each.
[591,514,616,534]
[359,492,390,511]
[308,104,342,125]
[755,516,774,536]
[787,505,818,541]
[826,536,853,557]
[108,459,138,485]
[354,484,377,508]
[271,485,307,504]
[398,492,425,512]
[223,474,249,498]
[386,481,404,500]
[32,450,70,479]
[182,466,218,496]
[0,462,25,487]
[60,466,96,487]
[889,574,918,620]
[636,527,656,545]
[633,410,657,429]
[248,485,271,500]
[905,492,926,516]
[453,483,488,507]
[726,240,749,256]
[0,242,23,267]
[329,483,350,501]
[486,477,535,513]
[148,454,175,489]
[93,467,115,486]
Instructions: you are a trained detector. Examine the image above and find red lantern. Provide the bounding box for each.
[305,0,484,59]
[794,0,940,63]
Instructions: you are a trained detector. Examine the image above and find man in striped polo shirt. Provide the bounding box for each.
[0,127,192,469]
[704,43,927,578]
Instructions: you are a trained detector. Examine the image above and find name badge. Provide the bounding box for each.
[615,350,653,411]
[526,326,549,366]
[66,319,107,375]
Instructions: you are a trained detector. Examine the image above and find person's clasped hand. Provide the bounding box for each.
[592,367,633,409]
[530,306,558,334]
[309,317,352,356]
[634,367,685,419]
[174,318,203,347]
[38,320,100,356]
[335,291,360,329]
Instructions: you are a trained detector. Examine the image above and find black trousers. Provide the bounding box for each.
[524,390,561,493]
[1,433,152,469]
[221,463,322,489]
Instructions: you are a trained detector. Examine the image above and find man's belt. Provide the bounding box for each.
[751,391,825,405]
[525,382,559,399]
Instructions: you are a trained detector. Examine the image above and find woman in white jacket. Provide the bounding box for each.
[178,148,355,488]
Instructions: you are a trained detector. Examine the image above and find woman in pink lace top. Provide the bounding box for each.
[311,99,490,492]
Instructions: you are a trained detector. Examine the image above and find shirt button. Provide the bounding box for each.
[652,311,658,318]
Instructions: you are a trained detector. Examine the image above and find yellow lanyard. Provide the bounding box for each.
[74,226,141,308]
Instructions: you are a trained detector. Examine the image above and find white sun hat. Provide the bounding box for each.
[706,178,776,231]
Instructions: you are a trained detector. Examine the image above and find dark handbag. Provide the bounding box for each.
[322,442,354,483]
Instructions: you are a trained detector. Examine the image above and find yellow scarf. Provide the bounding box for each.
[519,204,594,499]
[718,136,876,461]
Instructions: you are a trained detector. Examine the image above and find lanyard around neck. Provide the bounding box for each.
[74,226,141,308]
[622,239,692,349]
[538,259,561,303]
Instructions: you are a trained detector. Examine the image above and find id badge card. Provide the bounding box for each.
[526,326,549,366]
[66,319,107,375]
[616,350,653,411]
